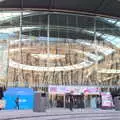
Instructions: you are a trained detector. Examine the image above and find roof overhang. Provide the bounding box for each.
[0,0,120,18]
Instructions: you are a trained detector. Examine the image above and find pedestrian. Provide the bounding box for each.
[97,96,101,108]
[79,94,85,111]
[53,99,57,108]
[15,97,19,110]
[69,95,73,111]
[49,99,53,108]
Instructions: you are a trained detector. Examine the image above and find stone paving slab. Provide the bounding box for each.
[0,108,119,120]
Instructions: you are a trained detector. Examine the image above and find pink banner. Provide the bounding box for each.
[49,85,100,95]
[101,92,113,108]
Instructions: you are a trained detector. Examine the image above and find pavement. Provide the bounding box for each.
[0,108,120,120]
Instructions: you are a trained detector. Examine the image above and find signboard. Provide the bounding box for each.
[84,87,100,95]
[48,85,84,95]
[101,92,113,108]
[4,88,34,110]
[48,85,100,95]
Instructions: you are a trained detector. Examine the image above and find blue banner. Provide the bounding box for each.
[4,88,34,110]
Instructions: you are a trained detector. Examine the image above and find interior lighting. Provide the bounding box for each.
[0,0,5,2]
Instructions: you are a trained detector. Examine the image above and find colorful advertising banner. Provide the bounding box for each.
[4,88,34,110]
[0,43,8,78]
[84,87,100,95]
[101,92,113,108]
[48,85,100,95]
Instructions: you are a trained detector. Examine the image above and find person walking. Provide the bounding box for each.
[69,95,73,111]
[79,94,85,111]
[49,99,53,108]
[15,97,20,110]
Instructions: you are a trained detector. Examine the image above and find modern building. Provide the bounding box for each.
[0,0,120,94]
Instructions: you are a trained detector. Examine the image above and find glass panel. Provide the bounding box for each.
[0,11,119,89]
[96,16,120,87]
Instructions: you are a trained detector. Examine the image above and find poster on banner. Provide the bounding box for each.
[48,85,65,94]
[65,86,84,95]
[48,85,83,95]
[84,87,100,95]
[101,92,113,108]
[48,85,100,95]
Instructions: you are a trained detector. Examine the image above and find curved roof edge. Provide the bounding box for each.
[0,0,119,19]
[0,8,119,19]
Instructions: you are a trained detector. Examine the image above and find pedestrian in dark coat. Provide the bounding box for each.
[15,97,19,110]
[79,94,84,111]
[69,95,73,111]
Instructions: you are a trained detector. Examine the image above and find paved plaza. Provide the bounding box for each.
[0,108,120,120]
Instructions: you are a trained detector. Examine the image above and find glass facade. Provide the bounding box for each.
[0,11,120,89]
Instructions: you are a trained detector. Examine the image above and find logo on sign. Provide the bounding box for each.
[19,99,27,103]
[50,87,57,92]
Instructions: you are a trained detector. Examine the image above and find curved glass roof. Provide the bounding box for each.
[0,12,120,49]
[0,16,119,52]
[0,11,120,86]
